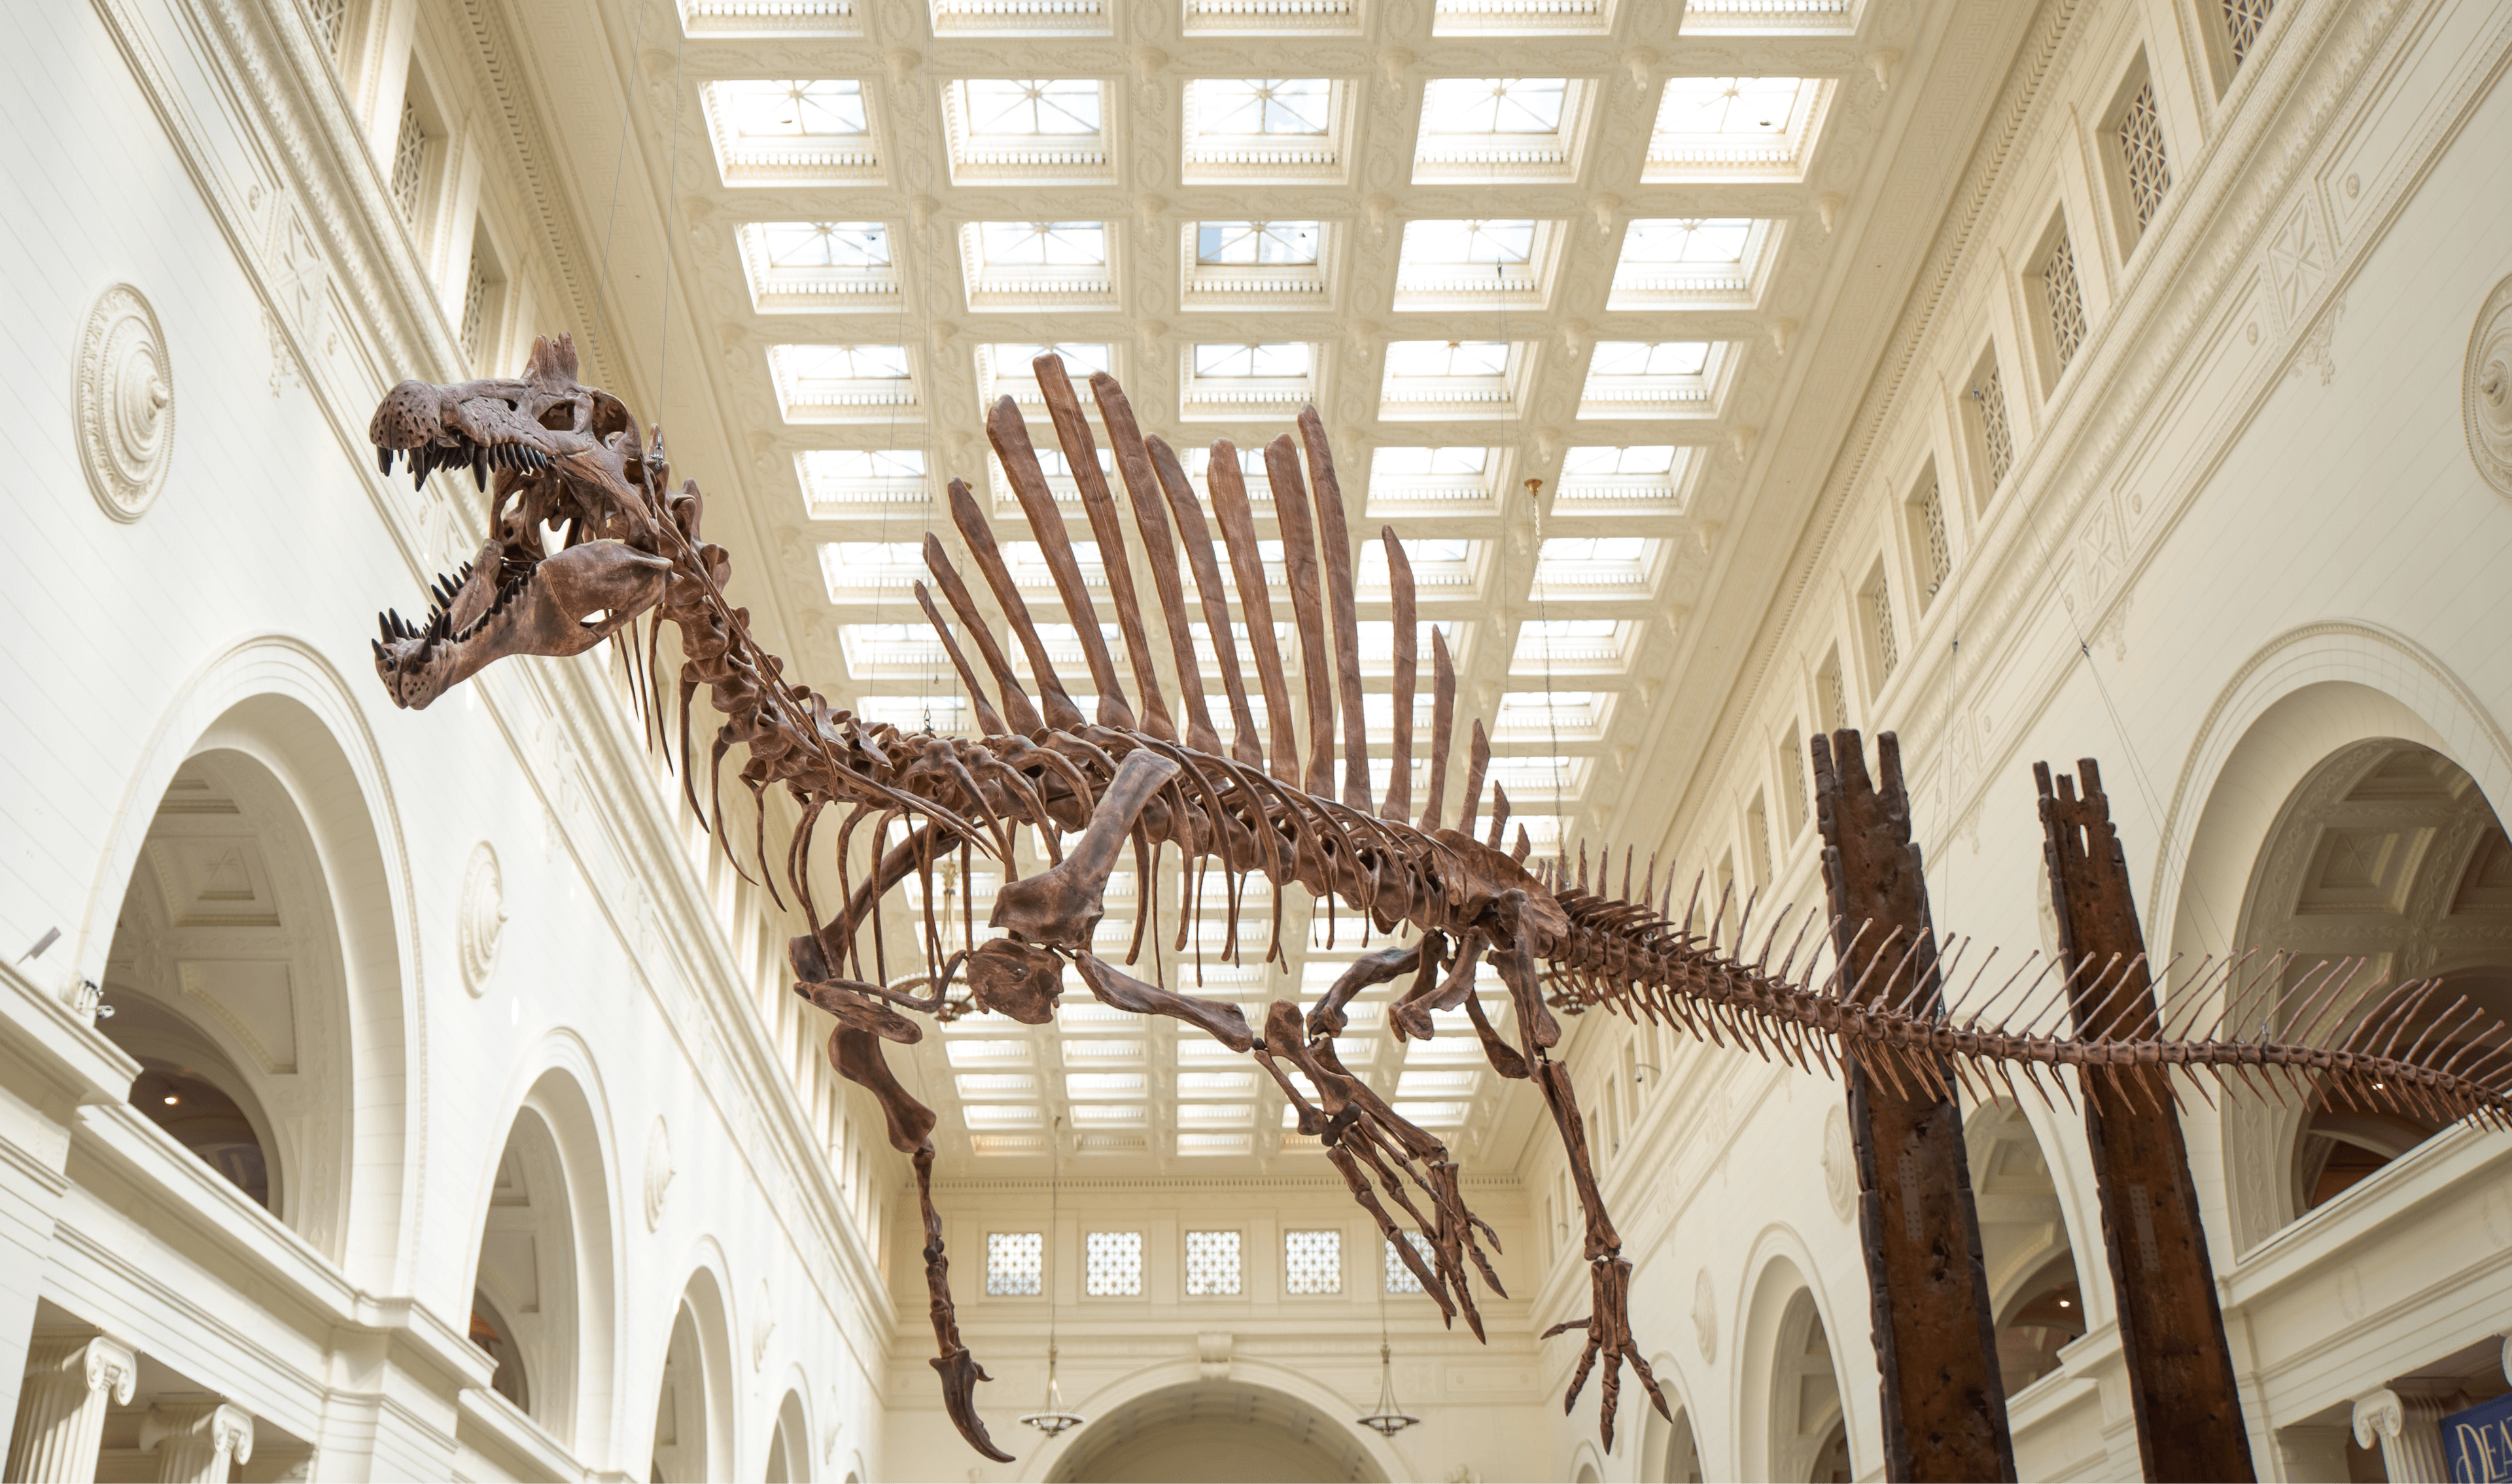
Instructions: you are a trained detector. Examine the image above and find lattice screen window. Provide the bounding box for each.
[986,1232,1042,1296]
[1819,647,1847,734]
[1777,725,1808,837]
[1916,475,1950,596]
[459,245,491,364]
[2224,0,2273,67]
[1384,1232,1433,1294]
[1866,570,1899,682]
[390,100,428,224]
[1285,1230,1342,1294]
[1185,1230,1243,1296]
[1745,791,1773,888]
[2117,82,2171,233]
[302,0,346,51]
[1085,1231,1143,1296]
[2043,229,2085,372]
[1972,364,2013,491]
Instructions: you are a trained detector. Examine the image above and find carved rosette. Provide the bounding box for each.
[457,842,506,997]
[76,285,175,521]
[2466,274,2512,496]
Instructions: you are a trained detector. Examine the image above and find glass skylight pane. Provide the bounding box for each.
[1196,221,1321,264]
[1197,78,1331,134]
[962,78,1102,134]
[854,695,966,732]
[1620,218,1752,265]
[812,448,924,478]
[819,542,924,595]
[977,220,1107,266]
[1178,1071,1259,1096]
[1590,341,1711,377]
[1374,446,1488,476]
[945,1039,1028,1065]
[990,341,1111,376]
[719,79,868,137]
[760,221,889,268]
[955,1073,1038,1097]
[784,344,911,380]
[1422,77,1566,133]
[1496,691,1606,735]
[1387,340,1512,377]
[1402,219,1536,264]
[1067,1071,1145,1097]
[1193,343,1313,377]
[1654,77,1807,137]
[1563,445,1675,475]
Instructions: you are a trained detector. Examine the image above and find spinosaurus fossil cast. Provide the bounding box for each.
[364,334,2512,1459]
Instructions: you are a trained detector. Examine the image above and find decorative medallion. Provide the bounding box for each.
[1692,1269,1718,1363]
[644,1116,674,1231]
[2466,274,2512,496]
[458,842,506,997]
[1820,1105,1857,1222]
[76,285,175,521]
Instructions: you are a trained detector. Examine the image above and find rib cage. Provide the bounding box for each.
[362,342,2512,1462]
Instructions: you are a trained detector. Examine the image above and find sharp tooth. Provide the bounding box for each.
[379,613,394,644]
[376,446,393,475]
[472,451,487,490]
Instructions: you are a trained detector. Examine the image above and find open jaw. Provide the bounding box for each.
[366,333,671,710]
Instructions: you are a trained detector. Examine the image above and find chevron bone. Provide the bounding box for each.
[360,345,2512,1460]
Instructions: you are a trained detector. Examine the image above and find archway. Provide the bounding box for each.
[1639,1383,1703,1483]
[1964,1100,2085,1392]
[765,1389,810,1483]
[467,1105,576,1433]
[2225,738,2512,1236]
[1043,1381,1389,1484]
[1738,1257,1853,1484]
[96,748,357,1252]
[650,1267,735,1482]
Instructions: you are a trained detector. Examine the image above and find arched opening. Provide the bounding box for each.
[1044,1381,1389,1483]
[2228,740,2512,1232]
[765,1389,809,1483]
[1641,1392,1703,1482]
[1964,1100,2085,1393]
[1770,1292,1849,1483]
[466,1101,583,1436]
[95,751,357,1250]
[650,1268,735,1483]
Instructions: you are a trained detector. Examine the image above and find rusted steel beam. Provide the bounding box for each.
[2036,759,2257,1484]
[1813,730,2016,1484]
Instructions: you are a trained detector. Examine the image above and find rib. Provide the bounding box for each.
[1034,357,1174,741]
[1421,628,1456,833]
[1382,528,1417,825]
[945,478,1081,731]
[911,580,1010,736]
[1149,436,1263,769]
[1092,376,1217,754]
[1206,440,1302,784]
[1300,407,1372,814]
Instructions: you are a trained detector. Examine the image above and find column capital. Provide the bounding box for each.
[24,1330,137,1407]
[141,1398,257,1465]
[2352,1387,2405,1448]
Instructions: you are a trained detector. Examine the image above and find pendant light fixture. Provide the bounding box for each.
[1355,1243,1419,1437]
[1020,1116,1086,1438]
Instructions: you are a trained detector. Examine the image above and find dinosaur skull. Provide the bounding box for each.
[366,334,671,708]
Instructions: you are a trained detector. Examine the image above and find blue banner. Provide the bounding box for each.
[2447,1391,2512,1484]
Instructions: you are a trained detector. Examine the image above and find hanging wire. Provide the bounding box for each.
[1021,1118,1085,1436]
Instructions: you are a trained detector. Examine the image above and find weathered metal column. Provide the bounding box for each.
[1813,730,2016,1483]
[2036,759,2258,1483]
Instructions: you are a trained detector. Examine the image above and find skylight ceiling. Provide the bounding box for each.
[598,0,2008,1167]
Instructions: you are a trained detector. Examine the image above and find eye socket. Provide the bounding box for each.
[538,406,574,431]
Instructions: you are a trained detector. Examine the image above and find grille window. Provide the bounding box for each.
[2223,0,2273,67]
[303,0,346,50]
[1972,364,2013,492]
[1917,477,1950,596]
[2043,230,2085,372]
[390,99,428,223]
[1384,1233,1433,1294]
[1285,1229,1342,1294]
[1085,1231,1143,1296]
[1777,725,1808,837]
[1867,574,1899,682]
[1185,1231,1242,1296]
[459,245,491,364]
[2117,82,2171,233]
[986,1232,1042,1296]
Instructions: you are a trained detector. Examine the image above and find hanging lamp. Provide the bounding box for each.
[1020,1117,1086,1437]
[1355,1245,1420,1437]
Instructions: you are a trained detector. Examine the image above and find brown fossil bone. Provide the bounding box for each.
[356,345,2512,1462]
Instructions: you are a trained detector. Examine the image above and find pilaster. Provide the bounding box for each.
[4,1331,138,1483]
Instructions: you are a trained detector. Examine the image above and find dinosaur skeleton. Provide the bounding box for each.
[364,335,2512,1459]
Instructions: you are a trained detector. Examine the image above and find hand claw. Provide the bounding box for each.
[930,1345,1015,1464]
